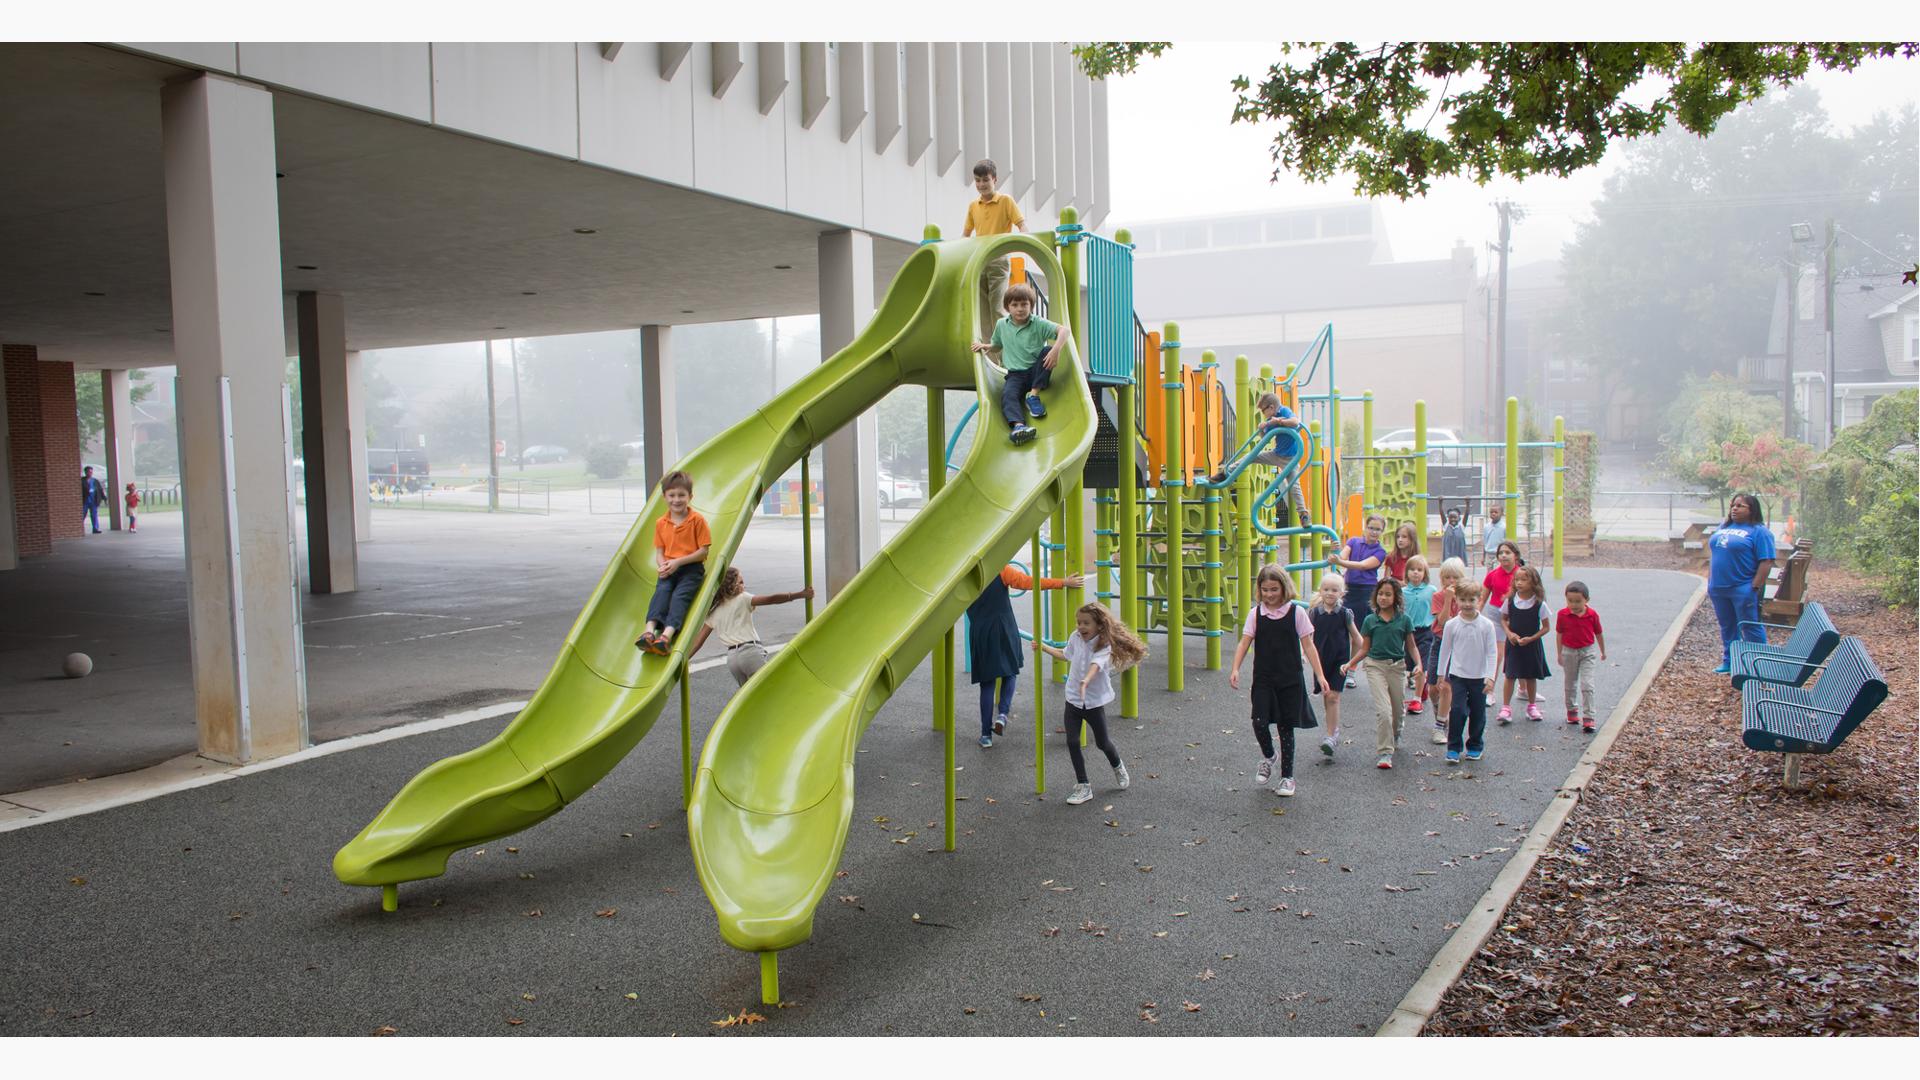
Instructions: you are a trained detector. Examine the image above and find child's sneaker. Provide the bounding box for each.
[1375,754,1393,770]
[1431,721,1447,744]
[1255,757,1275,785]
[1526,702,1543,721]
[1320,735,1336,757]
[1445,750,1461,764]
[1009,423,1037,445]
[1025,392,1047,419]
[634,630,658,652]
[1406,698,1423,714]
[978,734,992,749]
[1113,760,1131,789]
[993,714,1007,735]
[1345,673,1359,690]
[1497,705,1513,724]
[1065,782,1093,805]
[1565,711,1580,725]
[1464,748,1483,761]
[1582,717,1597,733]
[1274,777,1296,797]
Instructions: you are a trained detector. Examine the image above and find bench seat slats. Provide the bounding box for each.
[1740,637,1887,755]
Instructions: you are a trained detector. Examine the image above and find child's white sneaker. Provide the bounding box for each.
[1274,777,1296,797]
[1066,783,1093,805]
[1255,757,1275,785]
[993,713,1007,735]
[1431,721,1447,744]
[1320,735,1336,756]
[1113,760,1131,790]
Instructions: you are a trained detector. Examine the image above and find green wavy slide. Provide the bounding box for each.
[336,233,1095,959]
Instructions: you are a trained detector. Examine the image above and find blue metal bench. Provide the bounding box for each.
[1730,601,1839,690]
[1740,637,1887,787]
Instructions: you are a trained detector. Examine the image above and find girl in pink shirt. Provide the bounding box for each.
[1229,565,1330,798]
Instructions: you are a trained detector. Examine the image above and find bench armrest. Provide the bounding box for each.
[1735,619,1798,636]
[1751,698,1847,719]
[1736,653,1830,676]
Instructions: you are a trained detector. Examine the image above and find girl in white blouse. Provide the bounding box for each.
[687,567,813,686]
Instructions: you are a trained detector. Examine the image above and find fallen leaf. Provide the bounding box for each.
[1196,969,1216,981]
[524,910,542,918]
[506,847,519,854]
[624,993,639,1000]
[1152,931,1169,938]
[519,872,535,880]
[1019,993,1043,1003]
[596,908,617,918]
[838,895,860,905]
[372,1026,397,1036]
[711,1011,767,1027]
[647,823,660,830]
[621,832,634,838]
[1173,911,1190,917]
[1042,926,1060,937]
[963,1006,977,1015]
[1183,1001,1202,1012]
[69,877,86,887]
[1138,865,1155,873]
[506,1018,525,1026]
[521,993,536,1001]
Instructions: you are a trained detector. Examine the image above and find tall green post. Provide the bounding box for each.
[1162,321,1185,692]
[1553,415,1566,580]
[1505,397,1520,542]
[1031,532,1047,795]
[1201,352,1222,671]
[799,456,814,622]
[929,388,948,732]
[1049,504,1067,683]
[1234,354,1253,629]
[1308,420,1326,568]
[680,666,692,808]
[1057,207,1085,680]
[1328,387,1342,537]
[1414,399,1429,560]
[1118,380,1140,717]
[1362,391,1375,517]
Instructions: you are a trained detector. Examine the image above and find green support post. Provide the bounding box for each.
[930,388,948,732]
[1309,420,1326,568]
[381,885,398,912]
[1031,532,1047,795]
[1049,505,1067,683]
[1553,415,1566,580]
[680,665,692,809]
[1328,387,1342,537]
[760,952,779,1005]
[1362,391,1375,517]
[799,456,814,622]
[1235,355,1253,628]
[1201,351,1222,671]
[1415,399,1429,561]
[1162,321,1184,692]
[1118,381,1140,718]
[1060,207,1086,644]
[1505,397,1520,542]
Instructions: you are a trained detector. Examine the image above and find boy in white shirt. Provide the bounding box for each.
[1434,581,1499,763]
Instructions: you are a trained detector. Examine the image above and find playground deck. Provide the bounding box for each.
[0,567,1698,1036]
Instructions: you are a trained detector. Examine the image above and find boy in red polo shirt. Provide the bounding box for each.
[1555,580,1606,732]
[636,470,712,656]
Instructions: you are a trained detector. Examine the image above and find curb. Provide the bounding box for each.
[1377,577,1707,1036]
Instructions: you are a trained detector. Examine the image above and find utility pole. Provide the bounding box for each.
[1822,218,1838,447]
[1782,252,1796,440]
[509,338,526,471]
[484,339,500,510]
[1494,200,1513,441]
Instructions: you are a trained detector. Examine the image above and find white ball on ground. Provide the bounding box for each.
[64,653,93,678]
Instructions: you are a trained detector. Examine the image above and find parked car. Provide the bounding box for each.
[877,472,924,508]
[366,447,431,491]
[1377,427,1464,464]
[518,444,571,466]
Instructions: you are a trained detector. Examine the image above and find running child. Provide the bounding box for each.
[1229,565,1331,797]
[969,564,1085,748]
[1402,555,1436,717]
[1435,582,1499,763]
[1305,573,1364,757]
[1330,513,1388,687]
[1556,581,1607,733]
[684,567,813,686]
[1481,539,1525,702]
[124,482,139,533]
[971,284,1069,446]
[1498,564,1553,723]
[1032,603,1146,806]
[635,471,710,656]
[1425,557,1467,743]
[1341,576,1422,769]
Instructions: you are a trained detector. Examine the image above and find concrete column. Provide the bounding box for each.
[0,349,15,570]
[101,368,135,531]
[345,350,370,542]
[296,291,357,593]
[163,72,307,764]
[818,228,880,599]
[640,325,677,491]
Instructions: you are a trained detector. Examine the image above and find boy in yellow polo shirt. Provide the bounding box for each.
[962,158,1025,347]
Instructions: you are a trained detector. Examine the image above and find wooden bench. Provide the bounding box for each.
[1740,637,1888,787]
[1762,549,1812,619]
[1731,601,1839,690]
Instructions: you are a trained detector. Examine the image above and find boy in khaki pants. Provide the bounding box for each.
[962,158,1025,348]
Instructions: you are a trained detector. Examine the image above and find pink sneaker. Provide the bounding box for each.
[1525,702,1543,721]
[1497,706,1513,724]
[1565,711,1579,725]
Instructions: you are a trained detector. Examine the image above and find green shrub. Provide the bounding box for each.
[1799,390,1918,607]
[584,441,628,480]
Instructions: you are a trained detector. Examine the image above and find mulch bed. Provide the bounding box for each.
[1425,560,1917,1036]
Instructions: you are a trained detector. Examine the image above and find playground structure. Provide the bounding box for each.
[332,211,1574,1006]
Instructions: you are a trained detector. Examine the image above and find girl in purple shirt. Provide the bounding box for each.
[1330,514,1388,687]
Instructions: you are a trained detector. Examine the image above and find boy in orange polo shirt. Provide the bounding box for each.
[962,158,1025,349]
[636,470,712,656]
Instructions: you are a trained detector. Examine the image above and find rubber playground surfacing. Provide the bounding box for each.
[0,567,1697,1036]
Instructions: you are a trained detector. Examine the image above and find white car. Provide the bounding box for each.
[877,473,924,508]
[1377,427,1463,464]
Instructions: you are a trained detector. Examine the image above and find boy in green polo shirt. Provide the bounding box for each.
[971,283,1068,445]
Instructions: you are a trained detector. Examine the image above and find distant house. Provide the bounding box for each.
[1748,268,1917,446]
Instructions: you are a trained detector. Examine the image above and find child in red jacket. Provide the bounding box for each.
[124,483,140,533]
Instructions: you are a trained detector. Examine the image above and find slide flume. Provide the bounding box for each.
[687,235,1094,953]
[334,234,1090,900]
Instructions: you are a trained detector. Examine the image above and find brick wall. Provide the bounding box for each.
[39,358,81,538]
[3,344,52,557]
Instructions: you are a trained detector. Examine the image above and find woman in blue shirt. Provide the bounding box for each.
[1706,492,1777,675]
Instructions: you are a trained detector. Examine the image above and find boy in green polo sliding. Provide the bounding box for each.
[971,283,1068,445]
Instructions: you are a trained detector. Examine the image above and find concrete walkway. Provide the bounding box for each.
[0,566,1697,1036]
